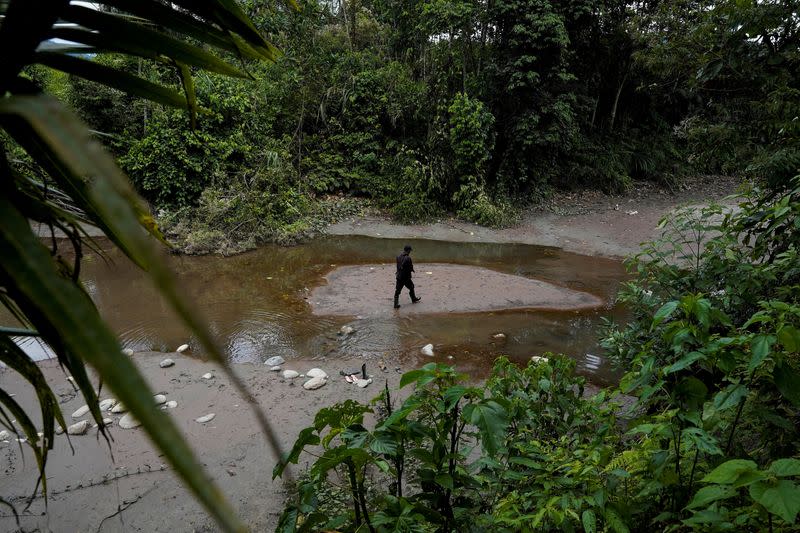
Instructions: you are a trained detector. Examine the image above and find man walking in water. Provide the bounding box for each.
[394,244,421,309]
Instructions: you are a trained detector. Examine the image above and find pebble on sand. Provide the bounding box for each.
[339,325,355,335]
[176,344,190,353]
[153,394,167,405]
[306,368,328,379]
[270,365,282,371]
[265,356,285,367]
[202,373,214,380]
[71,405,90,419]
[160,358,175,368]
[102,418,113,425]
[122,348,134,357]
[0,430,10,441]
[99,398,117,411]
[119,413,141,429]
[195,413,216,423]
[303,376,327,390]
[356,378,373,388]
[164,400,178,409]
[421,344,434,356]
[67,420,90,435]
[111,402,127,414]
[282,370,300,379]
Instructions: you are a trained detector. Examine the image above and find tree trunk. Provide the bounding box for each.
[608,68,628,132]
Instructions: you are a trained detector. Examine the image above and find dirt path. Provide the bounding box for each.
[327,176,743,258]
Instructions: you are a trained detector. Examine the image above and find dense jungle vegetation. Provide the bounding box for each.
[32,0,800,253]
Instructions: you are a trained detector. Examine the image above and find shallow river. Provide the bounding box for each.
[12,236,629,385]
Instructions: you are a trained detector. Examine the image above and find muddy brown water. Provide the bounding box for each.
[7,236,629,385]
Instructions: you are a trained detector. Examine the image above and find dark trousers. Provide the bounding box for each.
[394,278,417,304]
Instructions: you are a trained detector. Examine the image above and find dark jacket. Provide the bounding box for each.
[396,251,414,281]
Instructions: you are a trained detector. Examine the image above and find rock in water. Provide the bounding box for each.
[122,348,134,357]
[111,402,127,414]
[492,333,506,340]
[153,394,167,405]
[119,413,141,429]
[99,398,117,411]
[530,356,549,364]
[165,400,178,409]
[339,325,355,335]
[201,373,213,380]
[195,413,215,423]
[306,368,328,379]
[176,344,190,353]
[67,420,89,435]
[282,370,300,379]
[356,378,373,388]
[421,344,434,356]
[265,356,285,367]
[71,405,90,419]
[159,358,175,368]
[303,377,327,390]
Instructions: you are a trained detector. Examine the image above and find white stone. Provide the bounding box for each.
[99,398,117,411]
[265,356,285,367]
[421,344,434,356]
[159,358,175,368]
[306,368,328,379]
[67,420,89,435]
[0,430,10,441]
[71,405,90,419]
[195,413,215,423]
[340,325,355,335]
[202,373,213,380]
[303,377,327,390]
[356,378,373,388]
[119,413,141,429]
[492,333,506,340]
[282,370,300,379]
[530,356,549,364]
[165,400,178,409]
[55,426,64,435]
[111,402,127,414]
[153,394,167,405]
[176,344,190,353]
[270,365,282,371]
[122,348,134,357]
[102,418,113,426]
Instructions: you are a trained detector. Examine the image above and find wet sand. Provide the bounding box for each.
[310,263,604,316]
[1,352,406,532]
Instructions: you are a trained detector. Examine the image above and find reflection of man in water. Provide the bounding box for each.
[394,244,421,309]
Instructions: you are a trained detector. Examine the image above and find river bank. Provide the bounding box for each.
[3,175,743,531]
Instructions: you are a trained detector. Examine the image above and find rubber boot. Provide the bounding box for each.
[393,295,400,309]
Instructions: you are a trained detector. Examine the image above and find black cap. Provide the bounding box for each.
[404,245,412,252]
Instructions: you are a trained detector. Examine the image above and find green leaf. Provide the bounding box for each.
[769,459,800,478]
[778,325,800,352]
[663,351,705,375]
[399,369,427,388]
[443,385,468,410]
[682,427,722,456]
[749,480,800,523]
[435,473,454,490]
[56,6,249,78]
[713,383,748,411]
[686,485,738,509]
[651,301,679,329]
[774,362,800,407]
[749,334,775,371]
[581,509,597,533]
[604,507,630,533]
[34,52,188,109]
[463,400,508,455]
[702,459,759,484]
[370,432,399,456]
